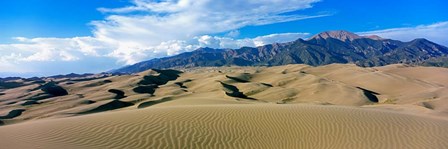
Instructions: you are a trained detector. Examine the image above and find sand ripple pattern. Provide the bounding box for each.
[0,104,448,149]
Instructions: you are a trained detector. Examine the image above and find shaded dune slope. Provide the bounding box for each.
[0,64,448,148]
[0,109,25,119]
[0,64,447,126]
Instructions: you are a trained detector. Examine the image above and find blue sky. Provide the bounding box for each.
[0,0,131,43]
[239,0,448,38]
[0,0,447,77]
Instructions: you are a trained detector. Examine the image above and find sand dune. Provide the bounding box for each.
[0,64,448,148]
[1,63,447,120]
[0,109,25,119]
[1,105,448,148]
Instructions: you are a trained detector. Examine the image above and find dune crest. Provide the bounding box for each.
[1,64,448,148]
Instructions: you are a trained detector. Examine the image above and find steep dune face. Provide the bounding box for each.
[1,64,448,124]
[303,64,441,102]
[0,64,448,148]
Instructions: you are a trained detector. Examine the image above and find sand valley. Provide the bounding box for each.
[1,64,448,148]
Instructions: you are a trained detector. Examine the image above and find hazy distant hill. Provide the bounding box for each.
[113,31,448,73]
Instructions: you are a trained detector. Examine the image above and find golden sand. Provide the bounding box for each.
[1,64,448,148]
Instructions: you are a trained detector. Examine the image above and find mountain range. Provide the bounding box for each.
[113,30,448,73]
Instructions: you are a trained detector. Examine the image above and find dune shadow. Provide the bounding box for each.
[108,89,126,99]
[138,69,182,85]
[220,82,256,100]
[79,100,134,115]
[422,102,434,110]
[133,85,158,94]
[21,100,40,106]
[0,109,25,119]
[260,83,273,87]
[174,79,192,89]
[226,75,250,83]
[138,97,174,109]
[5,101,17,105]
[356,87,379,103]
[26,82,68,101]
[40,82,68,96]
[0,81,26,89]
[133,69,182,95]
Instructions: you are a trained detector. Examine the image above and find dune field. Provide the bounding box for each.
[1,64,448,148]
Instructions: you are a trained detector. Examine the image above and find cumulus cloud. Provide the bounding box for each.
[358,21,448,46]
[0,37,111,62]
[106,32,310,64]
[195,33,310,49]
[92,0,326,63]
[0,0,324,76]
[0,53,30,73]
[0,32,309,75]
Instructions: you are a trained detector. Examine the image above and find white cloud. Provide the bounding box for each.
[0,53,30,73]
[358,21,448,46]
[91,0,326,63]
[2,0,445,78]
[252,33,310,46]
[0,0,324,76]
[225,30,240,38]
[0,37,111,62]
[0,32,309,75]
[194,33,310,49]
[105,32,310,64]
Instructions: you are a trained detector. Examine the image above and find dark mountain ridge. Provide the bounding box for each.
[113,31,448,73]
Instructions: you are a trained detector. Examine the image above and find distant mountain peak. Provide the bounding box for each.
[310,30,385,41]
[310,30,361,41]
[411,38,430,42]
[112,31,448,74]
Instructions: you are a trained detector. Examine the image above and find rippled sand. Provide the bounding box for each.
[1,64,448,148]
